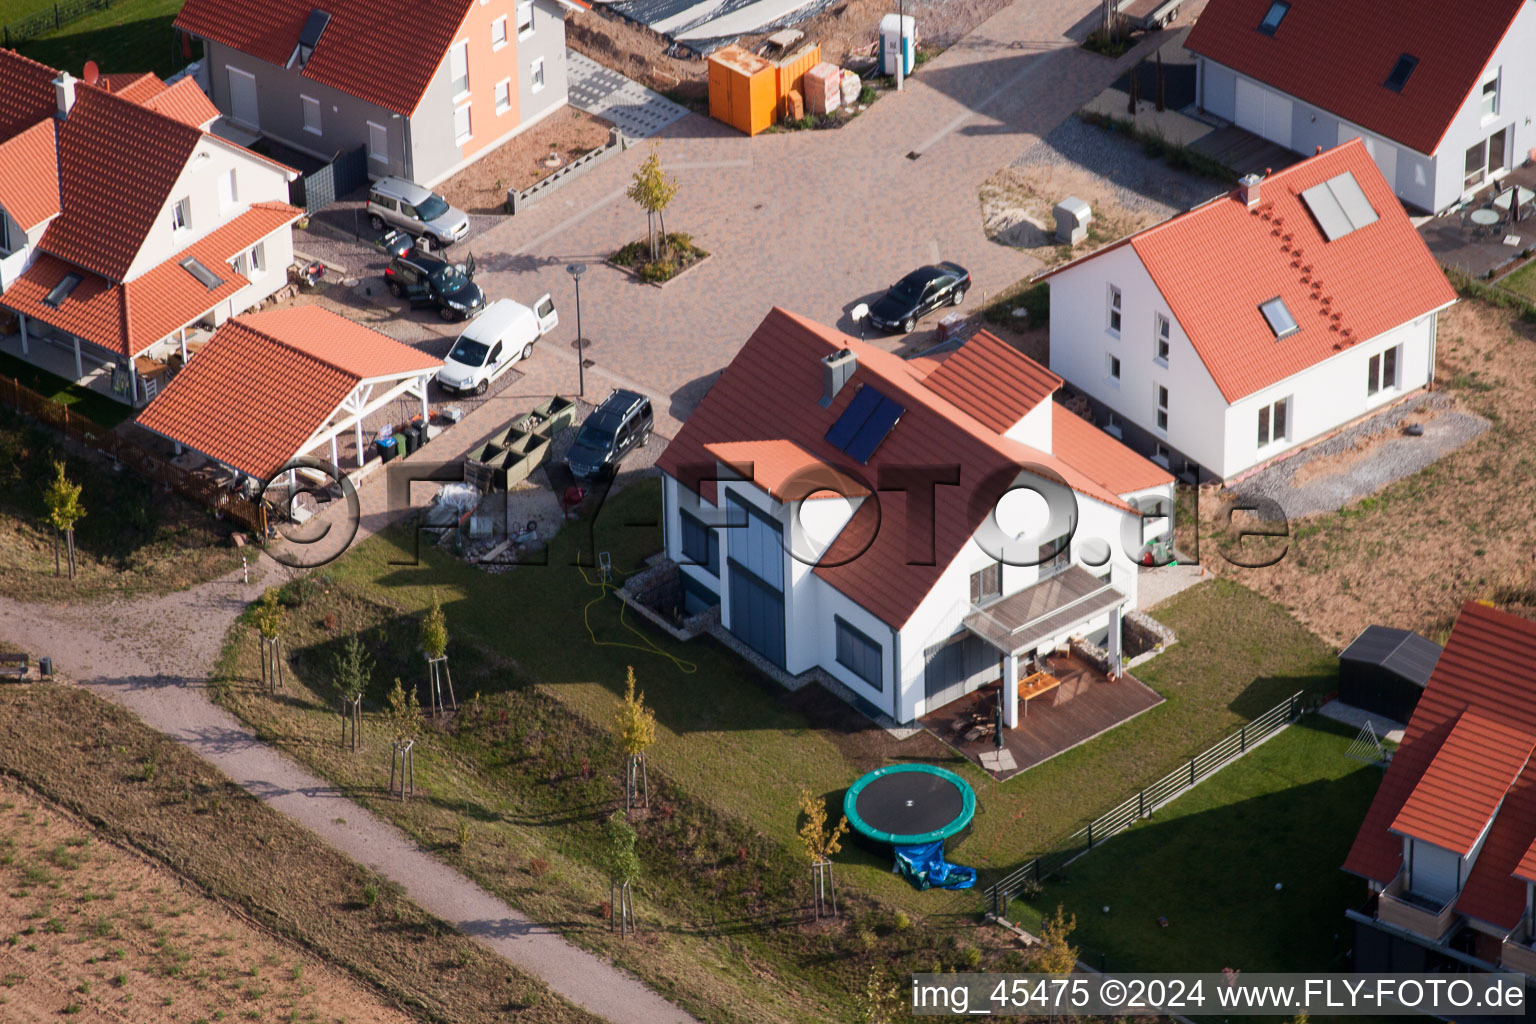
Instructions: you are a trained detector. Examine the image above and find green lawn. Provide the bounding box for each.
[0,349,135,428]
[1009,716,1378,974]
[1496,258,1536,306]
[210,477,1344,1020]
[12,0,194,80]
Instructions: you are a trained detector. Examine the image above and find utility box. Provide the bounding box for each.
[708,45,776,136]
[1053,196,1093,245]
[879,14,915,77]
[804,62,841,115]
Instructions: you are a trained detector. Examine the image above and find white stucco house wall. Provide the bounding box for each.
[1187,0,1536,214]
[1040,140,1458,483]
[656,308,1176,729]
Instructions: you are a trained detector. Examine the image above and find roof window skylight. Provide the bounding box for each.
[43,272,83,308]
[1384,54,1418,93]
[1259,297,1300,339]
[289,9,332,69]
[180,257,225,290]
[1257,0,1289,35]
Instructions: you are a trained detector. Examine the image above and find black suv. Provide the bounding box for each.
[867,261,970,334]
[565,389,654,480]
[383,251,485,321]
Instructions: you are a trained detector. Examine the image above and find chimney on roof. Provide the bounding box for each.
[1239,172,1263,209]
[819,348,857,408]
[54,71,77,119]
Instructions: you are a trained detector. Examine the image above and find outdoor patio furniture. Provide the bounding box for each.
[1467,207,1503,238]
[1017,671,1062,715]
[1493,185,1536,224]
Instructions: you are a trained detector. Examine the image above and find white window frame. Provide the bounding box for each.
[249,242,265,274]
[449,40,470,100]
[453,102,473,145]
[1106,352,1121,385]
[170,196,191,233]
[1257,396,1290,448]
[1154,312,1170,365]
[1481,69,1500,121]
[491,15,508,50]
[1103,411,1122,440]
[1155,383,1168,432]
[218,167,238,210]
[1367,344,1401,397]
[517,1,534,38]
[1107,283,1122,335]
[494,78,512,115]
[300,94,322,136]
[530,57,545,93]
[367,121,389,164]
[1153,442,1171,469]
[230,251,247,277]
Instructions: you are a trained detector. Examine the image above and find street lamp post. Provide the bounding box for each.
[566,262,586,397]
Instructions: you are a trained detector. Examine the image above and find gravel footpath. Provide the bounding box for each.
[1014,116,1225,217]
[1232,392,1490,520]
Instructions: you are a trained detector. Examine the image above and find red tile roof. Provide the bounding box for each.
[1516,834,1536,886]
[658,309,1153,628]
[1050,405,1174,496]
[174,0,476,117]
[4,202,299,356]
[705,440,872,501]
[141,77,221,127]
[920,330,1062,432]
[0,49,59,143]
[1044,142,1457,403]
[1186,0,1526,156]
[1344,602,1536,931]
[1389,709,1535,855]
[0,118,59,229]
[99,72,167,104]
[138,307,440,478]
[38,84,205,281]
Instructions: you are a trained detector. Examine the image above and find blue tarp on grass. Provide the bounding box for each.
[893,841,976,890]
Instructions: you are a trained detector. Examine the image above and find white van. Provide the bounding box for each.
[436,296,557,396]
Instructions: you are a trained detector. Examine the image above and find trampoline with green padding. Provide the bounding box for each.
[843,764,976,846]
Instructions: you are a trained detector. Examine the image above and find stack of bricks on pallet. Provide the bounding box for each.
[804,62,841,115]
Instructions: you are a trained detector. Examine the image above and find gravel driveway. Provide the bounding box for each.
[1232,392,1490,520]
[1014,116,1225,217]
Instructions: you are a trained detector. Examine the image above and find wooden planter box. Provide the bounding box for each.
[532,396,578,436]
[501,430,552,488]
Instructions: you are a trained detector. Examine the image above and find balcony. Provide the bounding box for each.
[1377,873,1459,942]
[1499,933,1536,976]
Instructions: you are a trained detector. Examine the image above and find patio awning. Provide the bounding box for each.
[963,564,1127,656]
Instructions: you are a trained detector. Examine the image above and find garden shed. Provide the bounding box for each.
[1338,625,1442,724]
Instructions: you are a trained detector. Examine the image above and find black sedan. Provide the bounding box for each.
[866,262,970,334]
[383,251,485,322]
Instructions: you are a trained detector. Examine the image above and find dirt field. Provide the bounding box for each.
[979,163,1160,267]
[1198,298,1536,646]
[435,108,616,213]
[0,780,412,1024]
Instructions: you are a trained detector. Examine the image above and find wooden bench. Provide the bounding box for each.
[0,653,28,681]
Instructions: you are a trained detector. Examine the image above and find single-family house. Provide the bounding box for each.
[655,308,1175,729]
[174,0,587,188]
[1039,141,1457,483]
[0,52,303,408]
[1343,601,1536,991]
[1187,0,1536,214]
[137,305,442,482]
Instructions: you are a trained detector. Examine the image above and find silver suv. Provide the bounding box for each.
[366,177,469,249]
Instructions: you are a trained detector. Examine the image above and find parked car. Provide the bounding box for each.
[565,389,654,481]
[866,261,970,333]
[383,251,485,321]
[374,228,415,259]
[436,296,558,396]
[367,177,469,249]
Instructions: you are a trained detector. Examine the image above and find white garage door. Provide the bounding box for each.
[1235,78,1292,149]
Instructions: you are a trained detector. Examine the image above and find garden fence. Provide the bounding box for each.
[3,0,114,48]
[1,375,267,536]
[289,145,369,214]
[984,691,1306,920]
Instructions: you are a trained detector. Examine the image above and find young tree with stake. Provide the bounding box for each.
[605,813,641,937]
[420,591,455,715]
[386,676,422,799]
[797,788,849,919]
[615,666,656,810]
[334,634,372,751]
[626,146,679,261]
[254,589,287,693]
[43,460,85,580]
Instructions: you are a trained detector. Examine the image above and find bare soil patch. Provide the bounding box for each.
[1196,298,1536,646]
[1285,407,1449,489]
[0,780,413,1024]
[435,107,616,214]
[979,163,1161,266]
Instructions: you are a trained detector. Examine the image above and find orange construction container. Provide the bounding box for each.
[708,46,777,136]
[773,42,821,113]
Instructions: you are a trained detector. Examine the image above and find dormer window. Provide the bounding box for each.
[289,9,331,69]
[1384,54,1418,93]
[1259,297,1299,339]
[1257,0,1289,35]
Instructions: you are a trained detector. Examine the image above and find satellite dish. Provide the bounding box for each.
[82,60,99,86]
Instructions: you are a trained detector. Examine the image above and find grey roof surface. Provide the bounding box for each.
[1339,624,1443,687]
[963,564,1126,655]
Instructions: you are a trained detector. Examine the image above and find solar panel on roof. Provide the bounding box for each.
[824,386,883,451]
[844,396,904,463]
[1301,172,1378,241]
